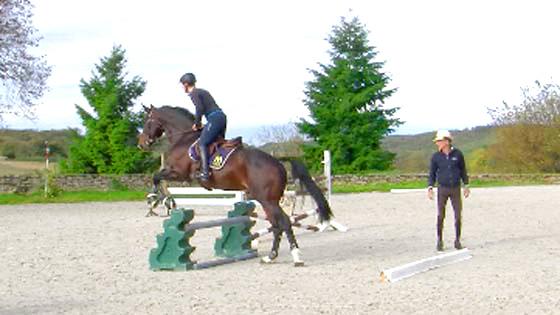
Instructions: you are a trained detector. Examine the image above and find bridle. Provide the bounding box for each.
[142,117,161,146]
[142,113,200,147]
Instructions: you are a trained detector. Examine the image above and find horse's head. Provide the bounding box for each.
[138,105,164,150]
[138,104,198,150]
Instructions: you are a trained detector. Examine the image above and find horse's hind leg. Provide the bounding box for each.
[277,208,304,266]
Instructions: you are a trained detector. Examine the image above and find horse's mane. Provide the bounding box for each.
[159,105,195,122]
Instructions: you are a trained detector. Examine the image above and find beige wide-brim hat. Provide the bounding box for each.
[433,130,453,142]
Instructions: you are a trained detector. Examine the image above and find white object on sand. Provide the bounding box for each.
[380,248,472,283]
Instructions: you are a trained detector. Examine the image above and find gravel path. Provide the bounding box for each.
[1,186,559,314]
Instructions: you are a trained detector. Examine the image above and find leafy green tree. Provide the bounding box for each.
[298,16,402,173]
[487,81,560,172]
[0,0,51,122]
[61,46,156,174]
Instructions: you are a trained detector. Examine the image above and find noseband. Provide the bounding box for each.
[142,115,198,147]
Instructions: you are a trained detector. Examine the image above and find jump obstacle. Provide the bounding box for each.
[145,187,245,216]
[166,187,245,206]
[156,188,348,236]
[149,149,346,235]
[379,248,472,282]
[149,201,258,271]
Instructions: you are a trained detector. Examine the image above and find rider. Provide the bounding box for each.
[180,72,227,182]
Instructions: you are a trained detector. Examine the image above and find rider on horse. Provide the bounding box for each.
[180,72,227,182]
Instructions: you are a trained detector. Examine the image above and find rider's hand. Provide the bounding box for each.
[427,187,434,200]
[191,124,200,131]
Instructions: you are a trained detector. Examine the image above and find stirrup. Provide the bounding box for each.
[196,171,210,181]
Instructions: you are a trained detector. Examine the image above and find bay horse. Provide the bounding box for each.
[137,105,332,266]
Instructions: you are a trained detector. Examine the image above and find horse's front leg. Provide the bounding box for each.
[259,201,303,266]
[260,224,282,264]
[146,168,175,217]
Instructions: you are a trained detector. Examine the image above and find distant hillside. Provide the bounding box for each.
[382,125,497,172]
[0,129,79,161]
[258,141,303,158]
[256,125,497,172]
[0,126,497,173]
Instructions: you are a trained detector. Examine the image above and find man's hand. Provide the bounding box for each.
[427,187,434,200]
[463,187,470,198]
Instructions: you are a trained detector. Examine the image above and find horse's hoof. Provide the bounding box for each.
[317,221,330,232]
[163,196,176,211]
[291,248,304,267]
[260,256,275,264]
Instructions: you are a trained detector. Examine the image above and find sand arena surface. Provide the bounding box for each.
[1,186,559,314]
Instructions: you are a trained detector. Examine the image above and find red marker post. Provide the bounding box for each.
[45,141,50,170]
[44,141,50,197]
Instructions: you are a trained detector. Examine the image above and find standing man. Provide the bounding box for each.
[180,72,227,182]
[427,130,470,251]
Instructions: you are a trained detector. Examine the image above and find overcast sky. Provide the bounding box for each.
[4,0,560,143]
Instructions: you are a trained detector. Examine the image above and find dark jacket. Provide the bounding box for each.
[189,88,222,125]
[428,147,469,188]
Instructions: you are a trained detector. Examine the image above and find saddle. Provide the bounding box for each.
[188,136,243,170]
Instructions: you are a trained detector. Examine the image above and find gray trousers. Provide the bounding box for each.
[437,186,462,241]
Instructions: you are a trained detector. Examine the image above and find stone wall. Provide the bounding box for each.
[2,173,560,193]
[0,174,158,193]
[331,173,560,185]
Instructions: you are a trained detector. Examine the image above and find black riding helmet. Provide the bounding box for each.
[180,73,196,85]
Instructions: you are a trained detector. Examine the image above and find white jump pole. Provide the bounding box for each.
[322,150,331,204]
[380,248,472,283]
[44,141,50,197]
[319,150,348,232]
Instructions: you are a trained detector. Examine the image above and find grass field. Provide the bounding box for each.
[0,190,146,205]
[0,177,553,205]
[332,177,551,193]
[0,160,53,175]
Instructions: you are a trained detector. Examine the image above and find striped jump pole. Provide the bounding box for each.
[184,216,252,232]
[249,208,348,239]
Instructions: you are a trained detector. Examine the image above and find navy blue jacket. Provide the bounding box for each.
[428,147,469,188]
[189,88,222,125]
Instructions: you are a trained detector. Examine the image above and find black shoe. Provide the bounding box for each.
[454,240,463,250]
[437,240,444,252]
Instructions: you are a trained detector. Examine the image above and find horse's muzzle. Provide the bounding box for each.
[137,133,155,151]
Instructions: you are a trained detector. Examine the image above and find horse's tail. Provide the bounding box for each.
[288,159,333,222]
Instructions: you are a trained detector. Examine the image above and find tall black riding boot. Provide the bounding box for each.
[198,145,210,182]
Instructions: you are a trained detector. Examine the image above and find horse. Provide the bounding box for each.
[137,105,332,266]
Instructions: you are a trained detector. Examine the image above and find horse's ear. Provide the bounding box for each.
[142,104,150,112]
[150,104,155,109]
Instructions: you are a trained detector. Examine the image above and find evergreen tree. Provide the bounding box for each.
[298,17,402,173]
[61,45,156,174]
